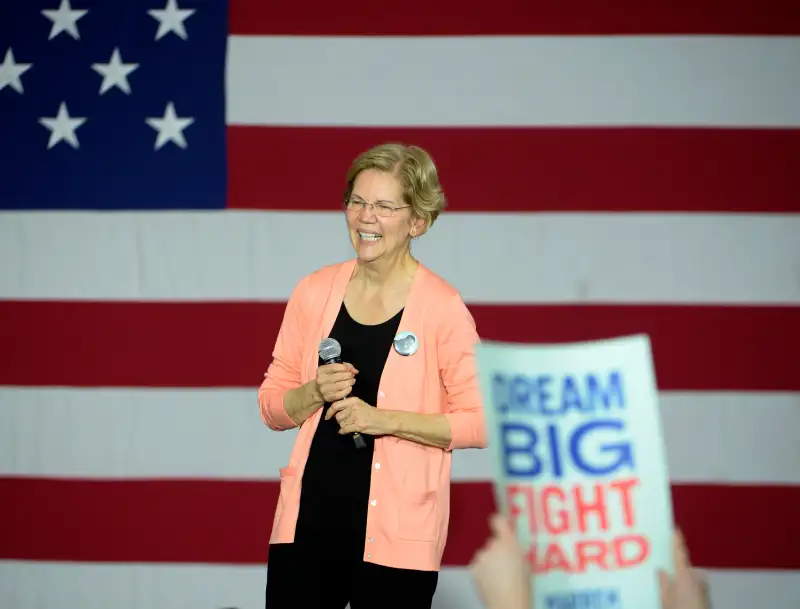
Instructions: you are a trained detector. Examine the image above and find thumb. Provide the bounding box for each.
[673,529,693,575]
[489,512,516,541]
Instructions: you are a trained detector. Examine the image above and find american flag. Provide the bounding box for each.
[1,0,799,607]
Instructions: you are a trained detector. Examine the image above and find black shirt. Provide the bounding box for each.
[294,302,403,546]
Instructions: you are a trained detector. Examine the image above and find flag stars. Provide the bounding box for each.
[42,0,88,41]
[0,49,32,94]
[39,102,87,149]
[92,48,139,95]
[148,0,196,41]
[146,102,194,150]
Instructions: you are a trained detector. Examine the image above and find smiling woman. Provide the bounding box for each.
[344,170,423,270]
[342,144,444,267]
[258,143,488,608]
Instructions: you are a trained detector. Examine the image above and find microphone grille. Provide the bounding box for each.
[318,337,341,361]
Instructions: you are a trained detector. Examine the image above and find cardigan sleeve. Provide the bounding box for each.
[257,274,311,431]
[437,293,488,451]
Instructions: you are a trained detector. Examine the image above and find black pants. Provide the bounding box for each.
[265,540,439,608]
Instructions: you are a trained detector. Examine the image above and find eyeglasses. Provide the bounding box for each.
[344,199,411,218]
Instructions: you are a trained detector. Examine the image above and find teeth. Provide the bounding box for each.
[359,232,381,241]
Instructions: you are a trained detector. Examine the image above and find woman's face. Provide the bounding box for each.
[345,169,420,264]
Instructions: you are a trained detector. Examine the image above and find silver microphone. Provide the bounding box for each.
[318,338,366,449]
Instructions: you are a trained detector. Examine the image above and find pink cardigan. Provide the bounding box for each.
[258,258,488,572]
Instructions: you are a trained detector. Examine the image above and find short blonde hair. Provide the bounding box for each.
[343,143,446,230]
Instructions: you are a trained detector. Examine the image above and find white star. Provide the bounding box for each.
[91,48,139,95]
[39,102,87,149]
[147,0,196,41]
[146,102,194,150]
[0,48,33,94]
[42,0,88,41]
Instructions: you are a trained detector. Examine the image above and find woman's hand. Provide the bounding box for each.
[314,363,358,403]
[325,397,390,436]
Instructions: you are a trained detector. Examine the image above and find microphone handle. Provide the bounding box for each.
[323,355,367,449]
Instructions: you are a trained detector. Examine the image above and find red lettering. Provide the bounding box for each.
[524,542,537,568]
[542,542,573,572]
[610,478,639,527]
[542,486,570,534]
[573,483,609,533]
[613,534,650,567]
[575,539,609,571]
[506,484,535,534]
[525,480,641,535]
[527,542,573,574]
[526,534,651,574]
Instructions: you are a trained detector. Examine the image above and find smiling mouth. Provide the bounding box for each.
[358,231,382,242]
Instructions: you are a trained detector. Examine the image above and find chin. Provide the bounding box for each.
[356,247,383,263]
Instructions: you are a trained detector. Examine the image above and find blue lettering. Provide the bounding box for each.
[501,422,541,476]
[537,374,555,414]
[492,371,626,416]
[561,375,583,411]
[546,423,563,478]
[586,370,625,409]
[501,419,634,479]
[513,374,533,412]
[492,373,508,414]
[545,588,621,609]
[570,420,634,475]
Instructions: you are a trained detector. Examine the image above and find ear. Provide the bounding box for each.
[410,216,426,238]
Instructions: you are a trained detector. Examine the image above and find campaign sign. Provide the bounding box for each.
[475,334,674,609]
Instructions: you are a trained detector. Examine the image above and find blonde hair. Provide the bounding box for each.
[343,143,446,230]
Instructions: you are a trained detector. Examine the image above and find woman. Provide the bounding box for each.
[258,142,488,608]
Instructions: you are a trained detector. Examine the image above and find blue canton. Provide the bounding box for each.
[0,0,228,210]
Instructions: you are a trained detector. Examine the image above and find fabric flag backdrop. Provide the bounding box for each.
[1,0,799,607]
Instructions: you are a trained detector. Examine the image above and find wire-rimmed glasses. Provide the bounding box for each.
[344,198,411,218]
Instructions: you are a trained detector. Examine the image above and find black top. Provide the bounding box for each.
[294,302,403,547]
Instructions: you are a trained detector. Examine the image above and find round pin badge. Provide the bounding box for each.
[393,331,419,356]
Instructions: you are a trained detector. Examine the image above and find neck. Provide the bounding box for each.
[355,248,418,288]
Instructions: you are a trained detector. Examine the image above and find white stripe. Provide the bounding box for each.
[1,388,797,484]
[2,211,798,304]
[226,36,800,127]
[0,562,797,609]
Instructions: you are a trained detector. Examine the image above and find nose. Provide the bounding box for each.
[357,202,378,220]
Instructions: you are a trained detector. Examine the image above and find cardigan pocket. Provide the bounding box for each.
[398,488,438,543]
[389,437,444,543]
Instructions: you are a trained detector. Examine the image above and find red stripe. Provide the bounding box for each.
[227,127,800,213]
[228,0,800,35]
[1,301,797,390]
[1,477,797,569]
